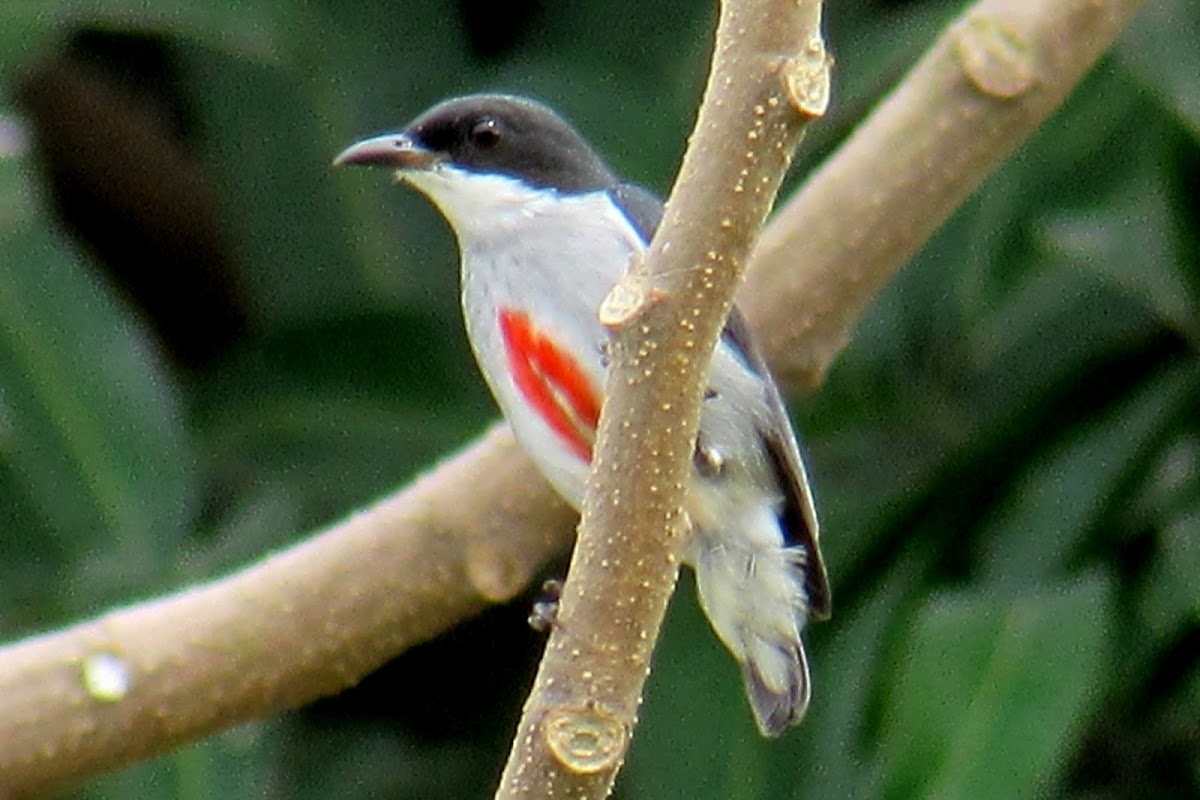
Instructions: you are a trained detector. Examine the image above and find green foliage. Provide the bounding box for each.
[1,0,1197,797]
[0,161,194,620]
[878,576,1109,800]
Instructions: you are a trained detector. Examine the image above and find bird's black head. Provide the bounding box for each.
[405,94,618,193]
[339,94,618,194]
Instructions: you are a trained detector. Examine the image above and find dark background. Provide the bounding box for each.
[1,0,1197,797]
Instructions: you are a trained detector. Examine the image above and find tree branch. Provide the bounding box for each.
[0,426,574,797]
[491,1,830,797]
[741,0,1152,392]
[0,0,1151,795]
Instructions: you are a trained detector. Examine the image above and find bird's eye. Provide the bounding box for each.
[469,119,501,148]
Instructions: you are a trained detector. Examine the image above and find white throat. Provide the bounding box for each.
[401,165,640,254]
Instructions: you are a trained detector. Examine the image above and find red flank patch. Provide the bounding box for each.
[498,308,601,461]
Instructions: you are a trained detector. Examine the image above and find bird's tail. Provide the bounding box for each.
[738,635,811,737]
[687,505,814,737]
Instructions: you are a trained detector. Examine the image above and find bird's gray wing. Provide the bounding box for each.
[722,307,831,620]
[608,181,830,618]
[608,182,764,371]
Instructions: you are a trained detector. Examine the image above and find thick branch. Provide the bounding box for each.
[0,0,1151,795]
[0,427,574,797]
[491,2,830,798]
[742,0,1152,392]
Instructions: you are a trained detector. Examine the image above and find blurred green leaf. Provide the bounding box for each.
[278,717,503,800]
[782,554,934,800]
[77,720,277,800]
[977,364,1196,590]
[1139,498,1200,638]
[181,42,369,326]
[0,1,283,77]
[879,575,1110,800]
[1037,126,1199,346]
[0,162,195,621]
[1116,0,1200,142]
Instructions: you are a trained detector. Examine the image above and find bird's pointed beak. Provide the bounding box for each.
[333,133,439,171]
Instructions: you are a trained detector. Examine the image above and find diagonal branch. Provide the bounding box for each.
[742,0,1152,391]
[491,1,831,797]
[0,427,575,797]
[0,0,1151,795]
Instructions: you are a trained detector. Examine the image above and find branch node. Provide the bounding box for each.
[956,15,1037,99]
[466,539,538,602]
[543,703,628,774]
[599,253,666,330]
[780,36,833,118]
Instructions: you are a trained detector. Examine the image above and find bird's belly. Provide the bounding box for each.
[460,230,622,505]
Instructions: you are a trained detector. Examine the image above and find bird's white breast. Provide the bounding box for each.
[407,166,643,502]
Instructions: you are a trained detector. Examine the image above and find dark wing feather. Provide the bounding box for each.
[607,182,830,619]
[726,306,831,620]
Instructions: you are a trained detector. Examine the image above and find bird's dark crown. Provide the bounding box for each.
[403,94,617,194]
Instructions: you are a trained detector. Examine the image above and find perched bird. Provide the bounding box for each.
[335,94,830,736]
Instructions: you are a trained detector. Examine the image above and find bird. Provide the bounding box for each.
[334,94,830,737]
